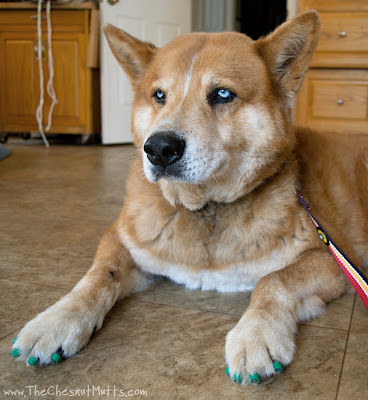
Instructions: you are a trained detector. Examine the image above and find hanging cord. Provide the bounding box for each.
[35,0,58,147]
[45,0,58,132]
[35,0,49,147]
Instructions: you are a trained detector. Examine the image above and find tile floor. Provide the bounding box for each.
[0,138,367,400]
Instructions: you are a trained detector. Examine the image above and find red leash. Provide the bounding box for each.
[297,192,368,310]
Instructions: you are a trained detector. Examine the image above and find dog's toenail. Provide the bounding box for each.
[11,349,20,358]
[273,361,283,373]
[250,373,260,384]
[51,353,61,364]
[28,356,37,366]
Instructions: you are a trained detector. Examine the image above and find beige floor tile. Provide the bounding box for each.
[133,279,357,332]
[131,278,252,316]
[350,294,368,333]
[0,143,131,289]
[337,331,368,400]
[1,241,99,290]
[0,279,66,339]
[304,291,356,331]
[1,298,347,400]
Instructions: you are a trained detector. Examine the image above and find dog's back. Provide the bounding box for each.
[296,127,368,266]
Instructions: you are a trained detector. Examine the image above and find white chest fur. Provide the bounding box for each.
[120,229,303,293]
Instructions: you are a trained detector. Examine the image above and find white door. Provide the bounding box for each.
[100,0,192,144]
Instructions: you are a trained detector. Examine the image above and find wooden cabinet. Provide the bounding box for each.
[0,5,100,135]
[297,69,368,134]
[296,0,368,134]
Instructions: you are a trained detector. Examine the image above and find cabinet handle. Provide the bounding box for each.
[107,0,119,4]
[337,99,344,105]
[339,31,347,38]
[30,15,46,20]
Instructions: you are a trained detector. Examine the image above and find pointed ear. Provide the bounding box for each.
[255,10,320,105]
[103,23,157,87]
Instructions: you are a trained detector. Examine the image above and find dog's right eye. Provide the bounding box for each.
[153,90,166,105]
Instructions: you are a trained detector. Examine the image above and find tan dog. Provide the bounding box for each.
[12,10,368,385]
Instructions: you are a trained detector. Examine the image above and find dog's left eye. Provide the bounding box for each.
[208,88,236,107]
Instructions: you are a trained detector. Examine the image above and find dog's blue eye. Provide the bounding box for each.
[218,89,231,99]
[209,88,235,107]
[153,90,166,104]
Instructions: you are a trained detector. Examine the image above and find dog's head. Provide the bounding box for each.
[104,11,320,210]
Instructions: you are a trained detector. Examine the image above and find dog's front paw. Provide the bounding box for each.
[225,309,297,385]
[11,294,100,366]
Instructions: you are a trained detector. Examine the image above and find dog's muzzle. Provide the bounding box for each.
[144,131,186,168]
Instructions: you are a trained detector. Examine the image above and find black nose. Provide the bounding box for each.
[144,132,186,167]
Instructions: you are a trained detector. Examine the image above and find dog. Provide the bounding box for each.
[12,10,368,385]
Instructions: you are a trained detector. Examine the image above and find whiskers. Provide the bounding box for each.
[106,145,146,181]
[199,156,221,188]
[107,146,139,164]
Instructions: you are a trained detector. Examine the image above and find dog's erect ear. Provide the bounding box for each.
[103,23,157,87]
[255,10,320,105]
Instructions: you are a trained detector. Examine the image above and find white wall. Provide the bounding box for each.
[287,0,299,19]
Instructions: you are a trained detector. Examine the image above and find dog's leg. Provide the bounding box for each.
[12,221,151,365]
[225,249,346,385]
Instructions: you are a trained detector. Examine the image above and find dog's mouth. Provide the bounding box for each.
[143,151,196,183]
[146,162,187,182]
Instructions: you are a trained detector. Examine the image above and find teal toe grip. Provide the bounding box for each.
[273,361,283,373]
[11,349,20,358]
[51,353,61,364]
[233,374,242,383]
[226,366,229,375]
[250,373,260,384]
[28,357,37,366]
[12,337,18,344]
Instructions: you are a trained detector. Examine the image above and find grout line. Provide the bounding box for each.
[0,326,24,342]
[126,297,242,318]
[300,323,350,333]
[126,298,354,333]
[335,293,356,400]
[0,277,70,291]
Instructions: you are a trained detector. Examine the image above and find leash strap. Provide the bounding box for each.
[297,192,368,310]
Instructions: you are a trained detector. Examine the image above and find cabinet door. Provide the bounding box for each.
[296,69,368,134]
[0,31,40,131]
[44,32,87,133]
